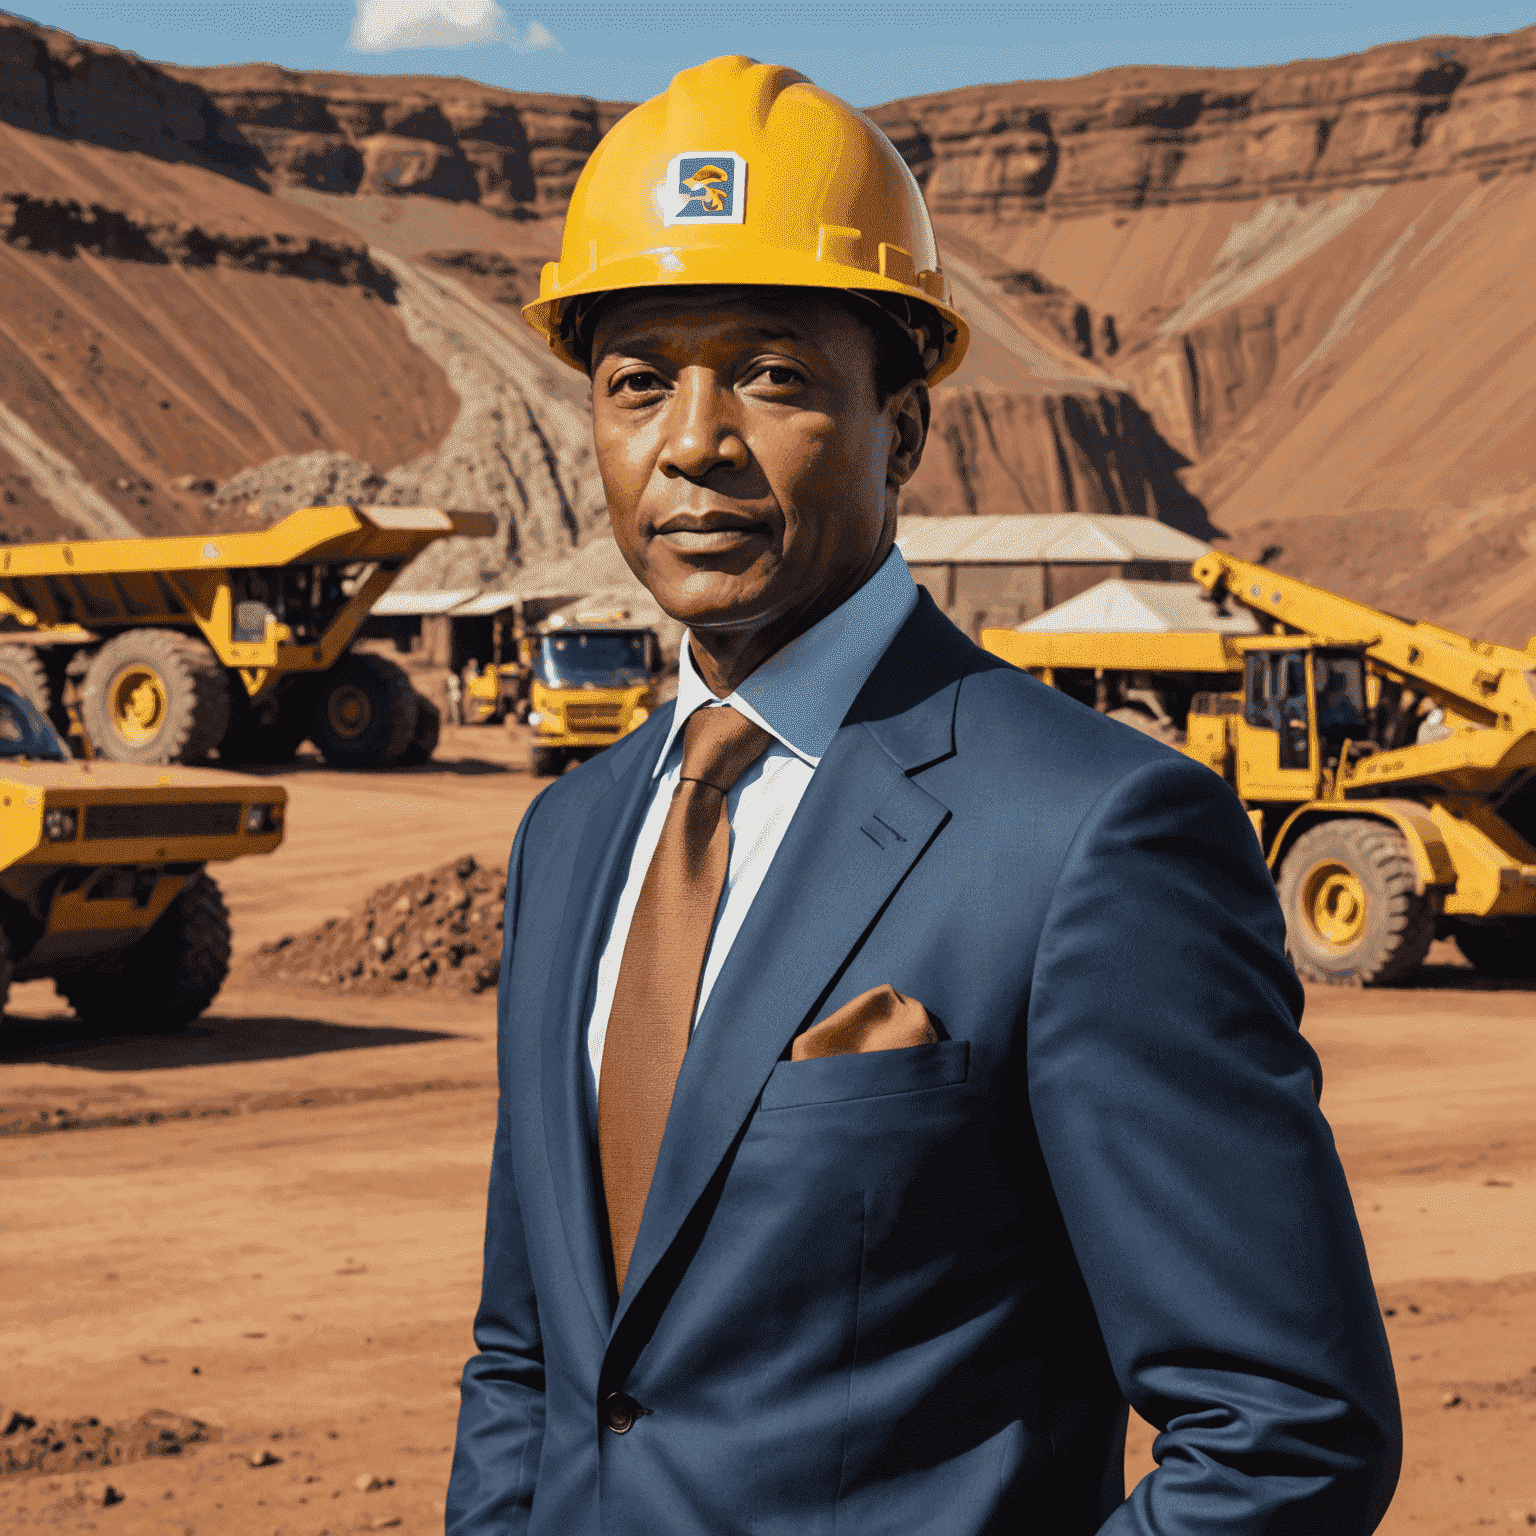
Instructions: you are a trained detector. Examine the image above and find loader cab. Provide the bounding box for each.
[1237,642,1369,801]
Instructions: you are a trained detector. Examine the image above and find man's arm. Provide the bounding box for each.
[445,797,549,1535]
[1027,755,1401,1532]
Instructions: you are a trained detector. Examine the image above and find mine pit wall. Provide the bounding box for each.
[870,26,1536,533]
[5,10,1533,580]
[904,387,1213,536]
[170,65,633,220]
[867,28,1536,222]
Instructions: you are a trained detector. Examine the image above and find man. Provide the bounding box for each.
[448,56,1400,1534]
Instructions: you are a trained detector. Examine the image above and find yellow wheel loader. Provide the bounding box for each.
[0,681,286,1030]
[522,617,662,777]
[983,554,1536,985]
[0,505,491,769]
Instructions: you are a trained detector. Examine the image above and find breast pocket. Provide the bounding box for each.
[758,1039,969,1111]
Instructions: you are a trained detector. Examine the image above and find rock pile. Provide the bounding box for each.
[0,1409,217,1479]
[249,855,505,997]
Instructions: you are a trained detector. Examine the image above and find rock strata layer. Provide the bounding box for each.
[869,27,1536,217]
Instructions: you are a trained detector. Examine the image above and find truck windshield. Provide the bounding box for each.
[535,632,650,688]
[0,684,68,761]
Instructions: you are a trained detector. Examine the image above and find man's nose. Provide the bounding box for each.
[657,368,750,480]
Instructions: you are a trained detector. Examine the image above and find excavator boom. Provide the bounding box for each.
[1191,552,1536,731]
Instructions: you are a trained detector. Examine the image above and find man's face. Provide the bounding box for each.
[590,287,921,639]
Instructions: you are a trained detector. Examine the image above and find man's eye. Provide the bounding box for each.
[613,370,664,395]
[755,365,803,388]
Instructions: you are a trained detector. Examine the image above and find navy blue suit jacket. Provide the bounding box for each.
[448,592,1400,1534]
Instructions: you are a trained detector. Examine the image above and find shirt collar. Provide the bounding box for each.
[655,546,919,776]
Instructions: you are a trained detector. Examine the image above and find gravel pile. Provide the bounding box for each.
[0,1409,217,1478]
[249,855,505,997]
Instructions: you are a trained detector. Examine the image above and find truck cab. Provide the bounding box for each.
[524,618,662,776]
[0,682,286,1030]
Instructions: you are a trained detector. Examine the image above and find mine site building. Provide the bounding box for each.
[895,513,1211,639]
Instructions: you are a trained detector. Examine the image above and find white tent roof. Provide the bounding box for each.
[449,590,525,617]
[370,588,479,617]
[1018,580,1261,634]
[896,514,1209,565]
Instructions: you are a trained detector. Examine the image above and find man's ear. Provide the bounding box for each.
[886,380,930,489]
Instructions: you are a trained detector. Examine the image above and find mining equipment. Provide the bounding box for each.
[0,681,286,1028]
[522,613,663,777]
[0,505,495,768]
[983,553,1536,985]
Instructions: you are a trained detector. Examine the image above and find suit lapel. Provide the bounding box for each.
[539,707,674,1333]
[610,595,977,1333]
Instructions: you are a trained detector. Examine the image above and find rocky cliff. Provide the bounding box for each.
[2,11,1533,637]
[168,62,629,220]
[868,29,1536,218]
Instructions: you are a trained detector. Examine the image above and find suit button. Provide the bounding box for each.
[604,1393,639,1433]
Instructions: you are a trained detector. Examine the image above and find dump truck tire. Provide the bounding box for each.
[0,644,52,718]
[0,925,13,1018]
[55,871,231,1032]
[309,652,418,767]
[1277,819,1435,986]
[1450,918,1536,977]
[81,630,231,764]
[529,745,566,777]
[397,693,441,767]
[220,681,313,765]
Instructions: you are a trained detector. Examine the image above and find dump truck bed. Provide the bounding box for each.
[0,505,496,631]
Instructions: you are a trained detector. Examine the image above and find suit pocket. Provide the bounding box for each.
[759,1039,968,1111]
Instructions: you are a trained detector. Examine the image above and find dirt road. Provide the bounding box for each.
[1,730,1532,1532]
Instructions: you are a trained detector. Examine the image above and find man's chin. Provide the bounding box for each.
[644,568,778,633]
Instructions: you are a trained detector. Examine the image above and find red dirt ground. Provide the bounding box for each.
[0,724,1532,1532]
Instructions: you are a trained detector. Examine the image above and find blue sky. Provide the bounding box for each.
[12,1,1532,107]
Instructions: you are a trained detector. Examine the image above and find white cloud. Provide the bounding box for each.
[348,0,511,53]
[508,20,562,54]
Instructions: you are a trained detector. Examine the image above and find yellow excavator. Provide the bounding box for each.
[0,504,494,768]
[983,552,1536,985]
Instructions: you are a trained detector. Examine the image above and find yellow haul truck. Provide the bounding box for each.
[0,504,494,769]
[0,681,285,1029]
[983,553,1536,985]
[524,617,662,777]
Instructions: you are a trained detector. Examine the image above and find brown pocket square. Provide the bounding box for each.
[791,985,939,1061]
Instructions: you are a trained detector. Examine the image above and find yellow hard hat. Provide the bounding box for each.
[522,55,969,385]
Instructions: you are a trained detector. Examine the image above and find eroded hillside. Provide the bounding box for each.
[1,11,1533,637]
[870,27,1536,639]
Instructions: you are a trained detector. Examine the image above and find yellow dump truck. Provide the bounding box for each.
[524,617,662,776]
[0,504,494,768]
[983,553,1536,985]
[0,680,285,1029]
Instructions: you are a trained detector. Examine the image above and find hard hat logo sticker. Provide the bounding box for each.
[664,153,746,226]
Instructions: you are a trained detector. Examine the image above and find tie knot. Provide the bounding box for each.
[678,705,773,795]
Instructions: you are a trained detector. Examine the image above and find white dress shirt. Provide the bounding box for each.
[585,547,920,1098]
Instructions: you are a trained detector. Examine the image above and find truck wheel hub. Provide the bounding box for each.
[328,684,373,740]
[111,667,168,742]
[1302,860,1367,948]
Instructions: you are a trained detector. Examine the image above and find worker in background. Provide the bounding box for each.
[443,668,463,727]
[447,56,1400,1536]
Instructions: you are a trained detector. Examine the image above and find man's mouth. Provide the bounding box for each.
[652,513,769,555]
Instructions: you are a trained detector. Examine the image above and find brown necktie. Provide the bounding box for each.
[599,704,772,1293]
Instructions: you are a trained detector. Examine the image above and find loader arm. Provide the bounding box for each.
[1191,553,1536,736]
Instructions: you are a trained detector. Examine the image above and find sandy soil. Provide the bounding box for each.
[1,725,1532,1532]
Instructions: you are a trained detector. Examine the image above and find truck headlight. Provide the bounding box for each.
[44,807,77,841]
[244,803,281,834]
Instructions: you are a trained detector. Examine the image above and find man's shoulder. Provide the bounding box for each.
[926,631,1239,841]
